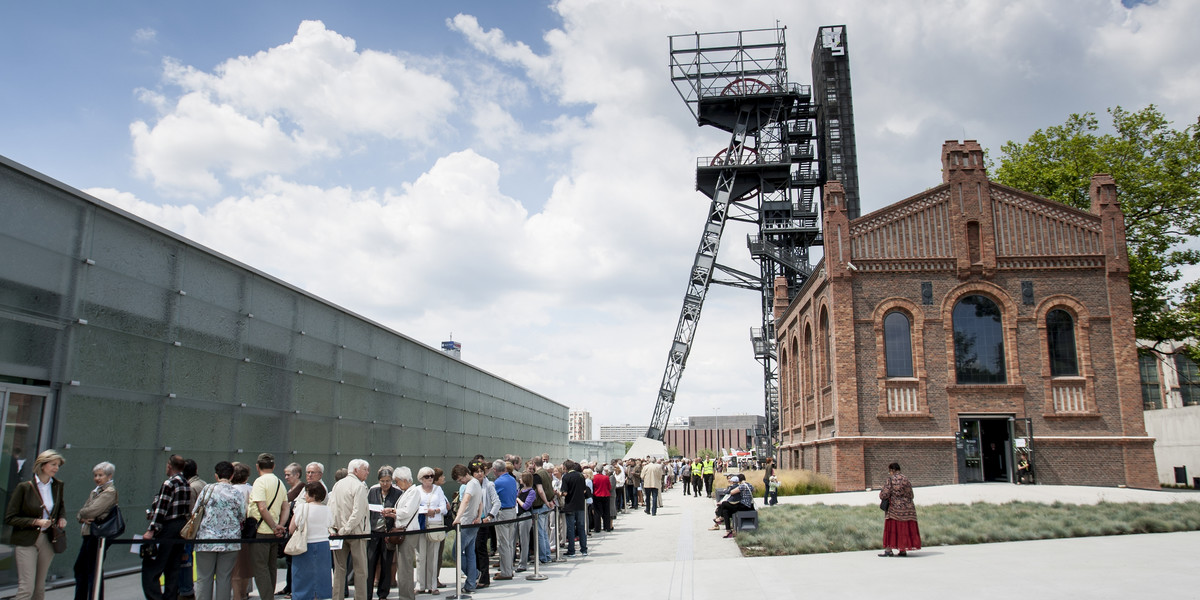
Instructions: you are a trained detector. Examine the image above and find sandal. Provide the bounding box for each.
[708,524,720,530]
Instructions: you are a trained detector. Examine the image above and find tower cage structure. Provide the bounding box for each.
[647,26,859,457]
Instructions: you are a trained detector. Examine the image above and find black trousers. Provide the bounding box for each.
[141,518,187,600]
[703,474,715,497]
[366,538,395,599]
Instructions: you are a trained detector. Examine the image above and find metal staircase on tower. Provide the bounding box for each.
[647,26,860,458]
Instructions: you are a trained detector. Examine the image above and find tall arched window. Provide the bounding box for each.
[884,311,914,377]
[953,295,1006,384]
[821,310,832,385]
[804,325,813,397]
[1046,309,1079,377]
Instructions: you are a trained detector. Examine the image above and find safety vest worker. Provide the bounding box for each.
[702,458,715,475]
[691,461,702,477]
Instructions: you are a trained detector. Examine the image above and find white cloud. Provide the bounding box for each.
[131,20,458,198]
[96,1,1200,431]
[133,28,157,44]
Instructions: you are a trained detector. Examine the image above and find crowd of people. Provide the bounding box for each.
[4,449,701,600]
[4,449,927,599]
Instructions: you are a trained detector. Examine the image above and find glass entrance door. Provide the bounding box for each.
[956,419,983,483]
[957,417,1014,484]
[0,385,48,587]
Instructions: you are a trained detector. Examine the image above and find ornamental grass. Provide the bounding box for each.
[715,469,834,497]
[735,500,1200,557]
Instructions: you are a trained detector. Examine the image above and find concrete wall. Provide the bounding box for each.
[1144,404,1200,485]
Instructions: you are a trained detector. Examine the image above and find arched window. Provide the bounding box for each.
[883,311,914,377]
[804,325,813,397]
[953,295,1006,384]
[821,310,832,385]
[1046,309,1079,377]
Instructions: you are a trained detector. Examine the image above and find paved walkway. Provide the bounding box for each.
[47,483,1200,600]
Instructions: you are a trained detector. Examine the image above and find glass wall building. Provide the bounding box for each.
[0,155,567,588]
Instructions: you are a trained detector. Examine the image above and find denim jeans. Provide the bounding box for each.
[531,506,551,562]
[563,510,587,554]
[645,487,659,515]
[456,526,479,591]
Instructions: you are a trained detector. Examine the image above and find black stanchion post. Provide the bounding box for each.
[91,537,105,600]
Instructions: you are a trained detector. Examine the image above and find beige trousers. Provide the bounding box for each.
[14,532,54,600]
[333,538,368,600]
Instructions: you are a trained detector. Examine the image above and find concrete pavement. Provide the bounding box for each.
[46,482,1200,600]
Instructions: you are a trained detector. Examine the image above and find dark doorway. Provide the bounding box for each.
[956,417,1012,483]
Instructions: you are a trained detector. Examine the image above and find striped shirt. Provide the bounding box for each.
[148,473,194,534]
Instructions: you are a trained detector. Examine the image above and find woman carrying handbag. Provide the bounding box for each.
[288,482,333,600]
[73,461,119,600]
[4,450,68,600]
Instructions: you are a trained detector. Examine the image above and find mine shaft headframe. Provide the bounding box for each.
[669,26,791,121]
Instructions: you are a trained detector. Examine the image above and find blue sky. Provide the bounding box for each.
[2,1,1198,432]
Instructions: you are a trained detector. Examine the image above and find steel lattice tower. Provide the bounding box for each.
[648,26,859,455]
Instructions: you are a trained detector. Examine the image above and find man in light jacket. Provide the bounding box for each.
[641,459,664,516]
[329,459,370,600]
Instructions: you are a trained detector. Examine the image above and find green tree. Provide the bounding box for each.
[668,445,681,458]
[624,441,634,454]
[697,448,717,460]
[994,106,1200,354]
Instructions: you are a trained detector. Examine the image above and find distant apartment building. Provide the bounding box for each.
[568,409,593,441]
[600,424,648,442]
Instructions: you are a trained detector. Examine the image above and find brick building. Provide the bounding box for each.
[775,140,1158,491]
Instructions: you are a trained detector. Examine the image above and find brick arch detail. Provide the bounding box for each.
[872,298,929,417]
[1034,295,1096,416]
[941,280,1022,385]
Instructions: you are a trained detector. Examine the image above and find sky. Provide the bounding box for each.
[2,0,1198,432]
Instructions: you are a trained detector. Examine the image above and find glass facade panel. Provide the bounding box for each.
[883,311,913,378]
[0,159,568,587]
[1046,309,1079,377]
[1174,353,1200,407]
[953,295,1006,384]
[1139,352,1162,410]
[166,346,239,404]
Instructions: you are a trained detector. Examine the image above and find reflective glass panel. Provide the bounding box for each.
[1046,309,1079,377]
[883,311,913,378]
[953,295,1006,384]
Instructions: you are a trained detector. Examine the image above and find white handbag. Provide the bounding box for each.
[284,503,308,556]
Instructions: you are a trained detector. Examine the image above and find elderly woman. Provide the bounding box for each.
[389,467,423,600]
[414,466,448,595]
[879,462,922,557]
[229,462,254,600]
[5,449,67,600]
[194,461,246,600]
[366,466,402,600]
[289,482,332,600]
[74,461,118,600]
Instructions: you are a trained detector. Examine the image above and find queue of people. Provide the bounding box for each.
[3,450,765,600]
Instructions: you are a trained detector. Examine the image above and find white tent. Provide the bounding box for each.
[622,436,668,460]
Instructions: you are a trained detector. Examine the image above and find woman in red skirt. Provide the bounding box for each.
[878,462,921,557]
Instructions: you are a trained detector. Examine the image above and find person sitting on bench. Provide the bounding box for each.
[712,476,754,538]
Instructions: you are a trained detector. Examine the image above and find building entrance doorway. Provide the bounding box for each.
[956,416,1012,483]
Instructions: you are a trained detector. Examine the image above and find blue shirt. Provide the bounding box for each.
[494,472,518,509]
